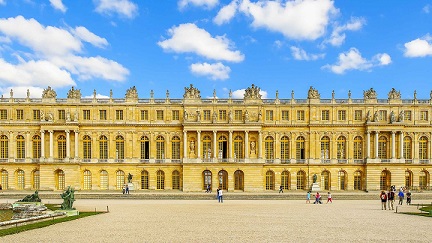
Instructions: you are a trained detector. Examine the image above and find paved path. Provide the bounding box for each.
[1,199,431,242]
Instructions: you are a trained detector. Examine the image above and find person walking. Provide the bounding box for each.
[216,188,220,202]
[406,190,412,205]
[387,190,395,210]
[306,191,311,204]
[327,192,332,203]
[218,188,223,203]
[314,192,322,204]
[279,185,283,193]
[398,189,404,205]
[380,191,387,210]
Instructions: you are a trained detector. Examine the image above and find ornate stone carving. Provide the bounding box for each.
[398,110,404,122]
[125,86,138,99]
[365,110,371,122]
[183,84,201,99]
[67,86,81,99]
[42,86,57,99]
[307,86,320,99]
[244,84,262,99]
[389,111,395,124]
[373,111,379,122]
[363,88,377,99]
[388,88,401,99]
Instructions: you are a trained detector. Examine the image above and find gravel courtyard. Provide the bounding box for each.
[1,199,431,242]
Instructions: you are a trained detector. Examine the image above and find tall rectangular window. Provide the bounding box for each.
[338,110,346,121]
[234,110,242,121]
[156,110,164,120]
[33,110,40,120]
[58,110,65,120]
[219,110,226,121]
[379,110,387,121]
[100,110,107,120]
[420,111,428,121]
[16,109,24,120]
[297,110,305,121]
[404,110,411,121]
[321,110,329,121]
[354,110,362,121]
[116,110,123,120]
[140,110,148,120]
[265,110,273,121]
[83,110,91,120]
[281,110,289,121]
[0,110,7,120]
[203,110,211,120]
[172,110,179,120]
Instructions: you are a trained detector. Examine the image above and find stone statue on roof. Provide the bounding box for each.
[42,86,57,99]
[125,86,138,99]
[388,88,401,100]
[307,86,320,99]
[363,88,377,99]
[183,84,201,99]
[67,86,81,99]
[244,84,262,99]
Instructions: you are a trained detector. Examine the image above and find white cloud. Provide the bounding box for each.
[239,0,337,40]
[94,0,138,19]
[403,34,432,57]
[0,0,5,5]
[1,86,44,99]
[178,0,219,10]
[326,17,365,46]
[158,23,244,62]
[423,4,430,13]
[232,88,267,99]
[290,46,325,61]
[72,26,108,48]
[322,48,391,74]
[83,93,110,98]
[190,62,231,80]
[50,0,67,13]
[213,0,238,25]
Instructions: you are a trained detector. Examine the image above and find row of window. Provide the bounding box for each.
[1,109,429,122]
[0,134,429,160]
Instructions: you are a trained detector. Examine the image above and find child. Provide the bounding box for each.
[306,191,311,203]
[327,192,332,203]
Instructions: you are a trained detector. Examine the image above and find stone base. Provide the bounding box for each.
[311,183,321,192]
[12,201,43,209]
[127,183,135,191]
[55,209,79,216]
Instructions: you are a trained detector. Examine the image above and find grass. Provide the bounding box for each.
[0,205,104,237]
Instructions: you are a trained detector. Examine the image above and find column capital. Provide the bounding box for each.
[197,130,201,134]
[391,131,396,134]
[48,130,53,133]
[74,130,79,133]
[40,130,45,134]
[213,130,217,134]
[245,130,249,134]
[65,130,70,134]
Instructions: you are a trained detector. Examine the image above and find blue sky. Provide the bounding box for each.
[0,0,432,99]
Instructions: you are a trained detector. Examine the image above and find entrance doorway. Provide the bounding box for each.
[218,170,228,190]
[218,136,228,159]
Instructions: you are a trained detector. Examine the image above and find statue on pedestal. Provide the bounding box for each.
[60,186,75,210]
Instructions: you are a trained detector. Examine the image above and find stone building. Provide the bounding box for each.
[0,85,431,192]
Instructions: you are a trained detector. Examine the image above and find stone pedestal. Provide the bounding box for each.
[127,183,135,191]
[56,209,79,216]
[311,183,321,192]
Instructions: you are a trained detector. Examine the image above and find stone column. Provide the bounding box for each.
[40,130,45,158]
[74,130,79,159]
[258,131,263,159]
[245,131,249,159]
[228,130,233,159]
[197,131,201,159]
[213,131,217,159]
[49,130,53,158]
[8,131,13,159]
[391,131,395,159]
[183,131,187,159]
[26,132,30,159]
[400,131,404,159]
[366,131,370,159]
[374,131,379,159]
[66,130,70,159]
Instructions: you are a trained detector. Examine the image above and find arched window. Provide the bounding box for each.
[296,136,305,160]
[32,135,41,159]
[403,136,412,159]
[203,170,212,190]
[380,170,391,191]
[157,170,165,189]
[405,170,413,189]
[1,170,8,189]
[296,170,306,190]
[116,170,125,190]
[100,170,108,190]
[337,136,346,159]
[353,136,363,160]
[202,136,212,159]
[0,135,9,159]
[16,135,25,159]
[218,170,228,190]
[265,136,274,161]
[354,170,362,190]
[83,170,92,190]
[265,170,275,190]
[233,135,243,159]
[156,136,165,160]
[338,170,347,190]
[281,170,290,190]
[234,170,244,191]
[419,170,430,190]
[57,135,66,159]
[99,135,108,159]
[378,136,388,159]
[321,136,330,159]
[16,169,25,190]
[116,135,125,160]
[141,170,149,189]
[32,170,40,190]
[280,136,290,162]
[171,136,180,160]
[140,136,150,160]
[83,135,92,160]
[419,136,428,160]
[55,169,65,190]
[172,170,180,190]
[321,170,330,190]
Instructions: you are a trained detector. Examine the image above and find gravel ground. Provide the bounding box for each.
[1,199,431,242]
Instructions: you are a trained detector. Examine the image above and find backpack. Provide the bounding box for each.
[381,194,386,200]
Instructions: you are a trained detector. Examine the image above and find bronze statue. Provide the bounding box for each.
[60,186,75,210]
[18,190,41,202]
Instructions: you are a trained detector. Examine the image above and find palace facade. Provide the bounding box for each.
[0,85,431,192]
